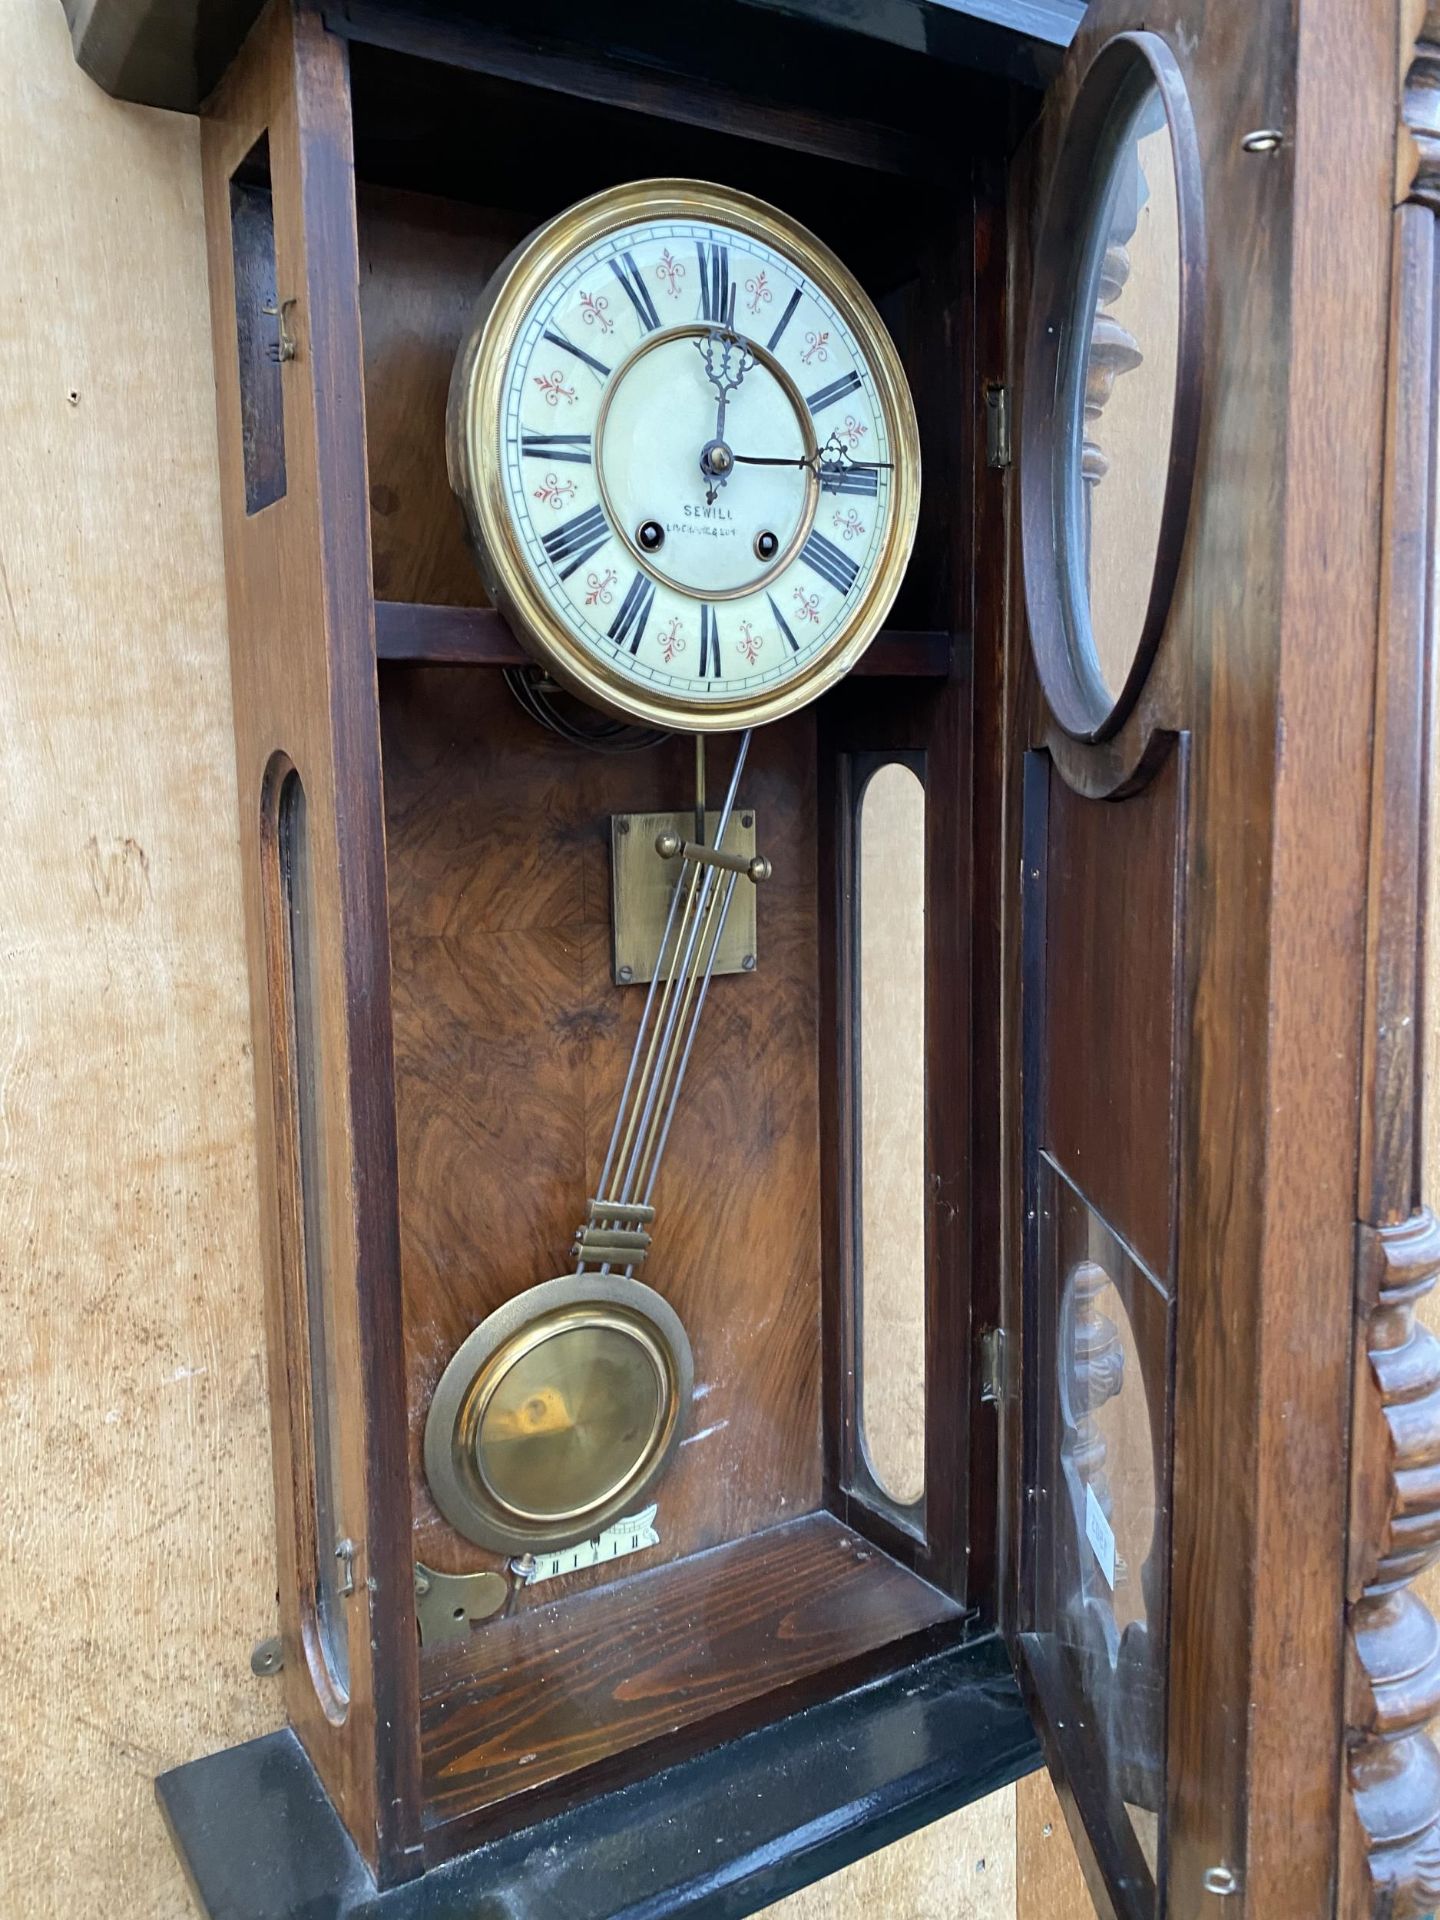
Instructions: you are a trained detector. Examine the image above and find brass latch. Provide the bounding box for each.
[984,382,1011,470]
[979,1326,1006,1405]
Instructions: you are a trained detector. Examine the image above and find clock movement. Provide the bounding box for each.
[68,0,1440,1914]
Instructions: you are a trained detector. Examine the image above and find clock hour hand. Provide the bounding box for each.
[694,322,755,502]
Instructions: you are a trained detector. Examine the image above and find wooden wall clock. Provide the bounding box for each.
[67,0,1440,1916]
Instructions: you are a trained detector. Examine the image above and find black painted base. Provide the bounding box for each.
[157,1636,1039,1920]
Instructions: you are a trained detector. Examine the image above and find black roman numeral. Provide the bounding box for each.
[806,369,864,416]
[519,429,592,465]
[766,285,802,354]
[607,571,656,654]
[610,251,661,333]
[541,504,610,579]
[541,324,611,380]
[699,604,722,678]
[767,591,800,654]
[696,241,733,326]
[818,461,879,497]
[800,529,860,596]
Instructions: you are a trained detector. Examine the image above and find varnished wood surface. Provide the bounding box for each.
[201,2,421,1878]
[358,184,526,608]
[1041,744,1182,1283]
[382,669,823,1586]
[1003,0,1395,1913]
[373,599,956,676]
[419,1512,960,1842]
[1342,22,1440,1914]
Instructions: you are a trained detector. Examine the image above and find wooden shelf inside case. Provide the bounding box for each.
[419,1511,962,1844]
[373,600,955,676]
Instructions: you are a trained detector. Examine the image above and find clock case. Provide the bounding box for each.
[66,0,1440,1915]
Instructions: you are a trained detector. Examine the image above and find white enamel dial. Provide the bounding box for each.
[450,183,920,731]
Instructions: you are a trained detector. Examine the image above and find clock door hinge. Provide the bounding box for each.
[978,1326,1007,1405]
[984,382,1012,470]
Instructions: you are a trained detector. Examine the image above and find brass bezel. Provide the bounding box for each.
[446,178,922,734]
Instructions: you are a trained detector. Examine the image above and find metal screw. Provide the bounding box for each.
[414,1569,431,1597]
[1241,128,1283,153]
[250,1635,284,1677]
[742,954,756,972]
[618,964,634,984]
[617,817,630,834]
[741,813,754,829]
[1202,1866,1240,1896]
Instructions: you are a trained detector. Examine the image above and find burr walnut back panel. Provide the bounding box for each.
[380,669,824,1589]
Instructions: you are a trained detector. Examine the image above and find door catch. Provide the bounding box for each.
[979,1326,1006,1405]
[985,383,1012,470]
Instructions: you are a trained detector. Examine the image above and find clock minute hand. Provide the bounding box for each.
[729,451,896,470]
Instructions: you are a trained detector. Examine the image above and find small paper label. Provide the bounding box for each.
[1085,1483,1116,1590]
[521,1505,660,1586]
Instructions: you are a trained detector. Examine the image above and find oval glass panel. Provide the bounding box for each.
[857,761,926,1509]
[1057,73,1181,714]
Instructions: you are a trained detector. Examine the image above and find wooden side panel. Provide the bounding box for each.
[381,670,823,1585]
[357,184,528,608]
[200,0,420,1879]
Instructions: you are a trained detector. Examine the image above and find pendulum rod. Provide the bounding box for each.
[610,737,748,1207]
[576,732,764,1277]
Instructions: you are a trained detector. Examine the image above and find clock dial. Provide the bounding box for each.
[450,182,919,730]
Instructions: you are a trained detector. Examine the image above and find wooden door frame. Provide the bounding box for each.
[995,2,1409,1913]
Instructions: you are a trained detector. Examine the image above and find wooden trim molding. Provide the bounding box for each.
[1348,1212,1440,1916]
[1345,14,1440,1914]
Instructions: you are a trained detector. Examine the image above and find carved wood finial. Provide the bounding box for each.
[1348,1208,1440,1917]
[1401,11,1440,211]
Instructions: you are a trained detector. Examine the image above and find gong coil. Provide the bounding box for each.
[424,1273,692,1554]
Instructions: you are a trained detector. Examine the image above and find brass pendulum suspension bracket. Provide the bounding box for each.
[582,731,761,1279]
[655,829,772,884]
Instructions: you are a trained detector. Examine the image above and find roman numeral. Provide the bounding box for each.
[766,285,802,354]
[696,241,733,326]
[542,324,611,380]
[800,528,860,596]
[541,504,610,578]
[519,429,592,465]
[610,251,661,333]
[607,571,656,654]
[806,369,864,416]
[767,591,800,653]
[819,461,879,497]
[699,604,722,678]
